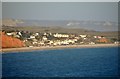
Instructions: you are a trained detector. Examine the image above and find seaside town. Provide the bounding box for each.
[1,28,119,48]
[2,2,120,78]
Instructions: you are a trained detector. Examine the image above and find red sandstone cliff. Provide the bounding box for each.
[1,32,24,48]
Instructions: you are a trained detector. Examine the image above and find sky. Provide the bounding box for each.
[2,2,118,22]
[2,0,120,2]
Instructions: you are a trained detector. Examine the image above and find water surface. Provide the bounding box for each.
[2,47,119,77]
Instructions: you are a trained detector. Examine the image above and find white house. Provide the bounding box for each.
[42,36,47,41]
[6,33,13,36]
[35,33,39,36]
[18,32,22,36]
[53,33,69,38]
[68,39,75,43]
[79,35,87,38]
[94,36,102,39]
[30,36,35,39]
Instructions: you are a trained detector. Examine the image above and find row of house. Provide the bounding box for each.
[3,30,118,47]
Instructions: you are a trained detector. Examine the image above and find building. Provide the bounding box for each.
[42,36,47,41]
[79,35,87,38]
[30,35,35,39]
[53,33,69,38]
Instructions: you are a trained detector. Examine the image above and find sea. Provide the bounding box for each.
[2,47,119,77]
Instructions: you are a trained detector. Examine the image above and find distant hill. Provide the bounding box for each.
[2,19,118,31]
[2,18,24,26]
[2,19,119,38]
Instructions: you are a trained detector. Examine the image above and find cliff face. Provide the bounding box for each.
[1,32,24,48]
[97,38,108,43]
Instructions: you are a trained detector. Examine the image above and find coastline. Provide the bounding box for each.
[1,44,119,53]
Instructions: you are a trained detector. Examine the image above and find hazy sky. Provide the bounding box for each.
[3,2,118,22]
[2,0,120,2]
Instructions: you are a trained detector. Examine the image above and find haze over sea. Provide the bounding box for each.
[2,47,119,77]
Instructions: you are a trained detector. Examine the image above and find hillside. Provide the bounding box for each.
[2,25,119,39]
[2,19,118,31]
[1,32,24,48]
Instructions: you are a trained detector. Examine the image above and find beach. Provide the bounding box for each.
[1,44,119,53]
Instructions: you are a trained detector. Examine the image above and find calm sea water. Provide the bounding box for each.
[2,47,119,77]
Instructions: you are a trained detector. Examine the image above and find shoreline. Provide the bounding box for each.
[1,44,119,53]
